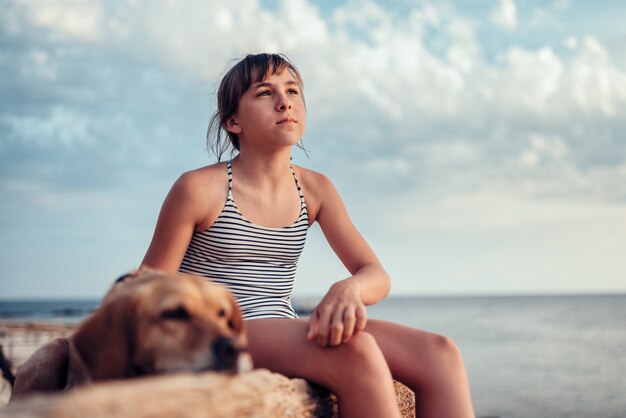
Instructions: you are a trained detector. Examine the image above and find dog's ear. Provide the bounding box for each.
[11,339,70,400]
[72,293,136,381]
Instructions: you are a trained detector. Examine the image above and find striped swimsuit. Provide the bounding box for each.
[179,160,309,319]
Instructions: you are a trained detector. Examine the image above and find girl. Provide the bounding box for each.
[141,53,474,418]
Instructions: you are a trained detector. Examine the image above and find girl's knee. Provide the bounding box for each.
[325,331,391,388]
[343,331,380,358]
[344,332,392,372]
[414,333,468,387]
[428,333,464,365]
[398,332,467,390]
[333,333,401,418]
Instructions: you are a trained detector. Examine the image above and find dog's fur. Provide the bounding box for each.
[11,270,252,401]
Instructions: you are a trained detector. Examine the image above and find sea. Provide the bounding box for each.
[1,294,625,418]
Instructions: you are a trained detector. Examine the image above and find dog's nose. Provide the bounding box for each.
[212,337,240,370]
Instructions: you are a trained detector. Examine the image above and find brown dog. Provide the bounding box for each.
[11,270,252,400]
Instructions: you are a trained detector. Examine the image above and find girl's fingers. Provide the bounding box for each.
[310,301,366,347]
[315,306,333,347]
[328,307,345,346]
[342,306,357,343]
[306,312,318,341]
[355,304,368,331]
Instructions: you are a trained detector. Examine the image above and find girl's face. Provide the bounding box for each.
[227,69,306,152]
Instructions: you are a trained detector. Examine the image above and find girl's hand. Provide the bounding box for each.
[306,280,367,347]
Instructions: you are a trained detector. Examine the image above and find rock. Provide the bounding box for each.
[1,369,415,418]
[0,322,416,416]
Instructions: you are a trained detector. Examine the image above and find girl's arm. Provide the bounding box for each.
[306,174,391,347]
[140,172,213,272]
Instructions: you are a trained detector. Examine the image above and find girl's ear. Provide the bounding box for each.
[225,117,242,134]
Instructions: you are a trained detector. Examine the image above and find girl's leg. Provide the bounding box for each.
[245,318,402,418]
[364,319,475,418]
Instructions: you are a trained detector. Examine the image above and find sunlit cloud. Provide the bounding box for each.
[1,0,625,296]
[491,0,518,31]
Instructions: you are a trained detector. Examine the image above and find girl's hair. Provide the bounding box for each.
[207,53,307,161]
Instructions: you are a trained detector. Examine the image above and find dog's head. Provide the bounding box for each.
[73,270,252,381]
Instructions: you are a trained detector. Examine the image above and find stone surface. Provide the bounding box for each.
[1,369,415,418]
[0,322,416,417]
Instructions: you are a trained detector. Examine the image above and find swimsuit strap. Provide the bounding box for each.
[290,165,306,207]
[227,160,233,197]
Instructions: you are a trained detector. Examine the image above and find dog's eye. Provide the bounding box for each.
[161,306,190,321]
[218,308,226,318]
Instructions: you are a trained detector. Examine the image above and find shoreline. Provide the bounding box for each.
[0,321,77,406]
[0,321,76,365]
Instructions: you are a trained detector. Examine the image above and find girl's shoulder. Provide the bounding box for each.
[292,165,333,194]
[292,165,339,219]
[177,162,227,188]
[169,162,230,231]
[169,162,229,210]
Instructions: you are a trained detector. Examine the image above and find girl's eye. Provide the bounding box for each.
[287,89,299,95]
[256,90,271,97]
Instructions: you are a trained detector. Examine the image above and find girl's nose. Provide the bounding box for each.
[275,93,292,111]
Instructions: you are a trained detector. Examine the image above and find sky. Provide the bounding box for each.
[1,0,625,300]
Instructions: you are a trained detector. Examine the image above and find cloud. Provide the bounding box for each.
[491,0,518,31]
[3,106,95,147]
[2,0,626,238]
[569,36,625,117]
[391,189,626,233]
[12,0,105,41]
[1,0,626,297]
[518,133,568,168]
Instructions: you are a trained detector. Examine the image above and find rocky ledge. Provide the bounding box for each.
[1,369,416,418]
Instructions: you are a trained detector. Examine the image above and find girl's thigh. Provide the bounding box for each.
[245,317,462,388]
[244,318,385,389]
[245,318,405,418]
[363,319,462,385]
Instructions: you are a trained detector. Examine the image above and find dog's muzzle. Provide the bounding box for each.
[211,337,248,372]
